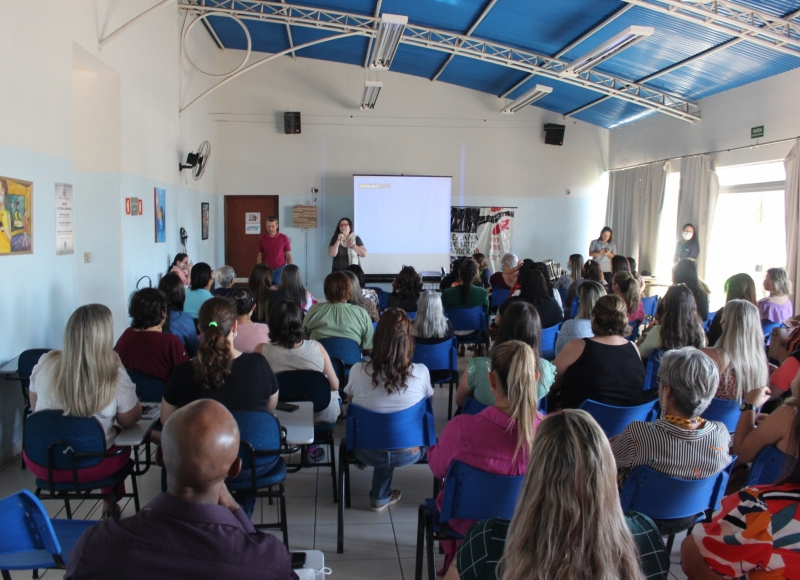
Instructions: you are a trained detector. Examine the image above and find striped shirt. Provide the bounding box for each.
[611,418,732,485]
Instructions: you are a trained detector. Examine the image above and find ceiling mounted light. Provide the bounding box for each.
[561,25,654,77]
[361,80,383,110]
[501,84,553,114]
[368,14,408,70]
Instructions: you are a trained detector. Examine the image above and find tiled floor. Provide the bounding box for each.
[0,355,689,579]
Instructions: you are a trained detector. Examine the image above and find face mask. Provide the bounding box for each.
[682,231,693,240]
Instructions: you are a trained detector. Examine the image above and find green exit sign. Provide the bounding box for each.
[751,126,765,139]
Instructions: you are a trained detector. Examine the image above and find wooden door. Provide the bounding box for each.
[224,195,279,280]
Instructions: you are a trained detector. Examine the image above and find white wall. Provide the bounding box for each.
[215,54,610,297]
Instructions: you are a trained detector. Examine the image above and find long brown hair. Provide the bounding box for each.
[613,270,640,316]
[248,264,273,323]
[193,298,237,389]
[366,308,414,394]
[659,284,705,351]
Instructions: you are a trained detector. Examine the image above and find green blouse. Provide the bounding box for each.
[468,356,556,406]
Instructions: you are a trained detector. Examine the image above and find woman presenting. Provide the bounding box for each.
[328,217,367,271]
[674,223,699,263]
[588,226,616,284]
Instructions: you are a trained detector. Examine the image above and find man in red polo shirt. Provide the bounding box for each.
[256,216,292,285]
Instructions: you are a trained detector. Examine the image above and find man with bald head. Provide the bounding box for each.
[65,400,297,580]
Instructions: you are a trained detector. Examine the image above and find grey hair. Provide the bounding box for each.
[767,267,792,296]
[413,290,449,339]
[502,253,519,269]
[659,347,719,417]
[342,270,362,305]
[215,265,236,288]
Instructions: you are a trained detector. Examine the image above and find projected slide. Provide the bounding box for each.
[354,175,451,274]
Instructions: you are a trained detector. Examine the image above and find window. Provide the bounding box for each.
[653,170,680,280]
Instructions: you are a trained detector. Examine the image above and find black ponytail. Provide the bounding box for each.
[193,297,237,389]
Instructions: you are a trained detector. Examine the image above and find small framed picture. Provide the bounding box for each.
[201,202,209,240]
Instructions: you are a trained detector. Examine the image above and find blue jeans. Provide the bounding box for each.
[229,464,277,518]
[271,265,284,286]
[353,447,426,506]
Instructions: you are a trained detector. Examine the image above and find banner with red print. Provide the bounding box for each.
[450,206,515,272]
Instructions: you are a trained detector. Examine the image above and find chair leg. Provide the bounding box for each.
[666,533,675,556]
[425,509,436,580]
[329,436,338,504]
[279,483,289,549]
[447,382,454,420]
[64,498,72,520]
[337,441,347,554]
[1,570,10,580]
[131,473,141,513]
[415,505,426,580]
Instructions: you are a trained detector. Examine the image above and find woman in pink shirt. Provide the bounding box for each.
[428,340,543,576]
[231,288,270,353]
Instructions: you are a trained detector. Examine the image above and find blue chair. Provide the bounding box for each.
[578,399,659,438]
[701,398,741,432]
[490,287,510,311]
[415,460,524,580]
[620,460,735,554]
[276,371,338,501]
[540,323,562,361]
[125,368,165,403]
[627,320,642,342]
[444,306,489,352]
[338,398,437,553]
[413,337,458,419]
[643,349,662,391]
[762,319,783,344]
[365,287,389,313]
[0,490,97,579]
[23,410,140,519]
[641,295,658,319]
[407,311,417,320]
[319,338,362,386]
[5,349,52,470]
[227,411,289,547]
[461,398,488,416]
[557,287,567,306]
[745,446,792,487]
[703,313,715,333]
[570,299,579,319]
[372,321,378,330]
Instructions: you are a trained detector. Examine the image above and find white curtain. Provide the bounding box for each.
[785,140,800,314]
[677,154,719,280]
[606,161,668,274]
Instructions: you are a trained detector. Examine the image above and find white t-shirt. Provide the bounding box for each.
[344,362,433,414]
[29,353,139,447]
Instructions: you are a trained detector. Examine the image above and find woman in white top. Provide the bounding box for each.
[343,308,434,512]
[26,304,142,515]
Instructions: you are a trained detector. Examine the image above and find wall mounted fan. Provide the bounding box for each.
[179,140,211,181]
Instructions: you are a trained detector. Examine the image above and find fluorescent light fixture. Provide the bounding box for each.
[369,14,408,70]
[501,84,553,114]
[561,25,654,77]
[360,80,383,110]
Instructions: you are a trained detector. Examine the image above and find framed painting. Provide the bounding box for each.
[0,176,33,255]
[154,187,166,243]
[201,202,209,240]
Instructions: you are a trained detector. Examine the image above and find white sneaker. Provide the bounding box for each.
[370,490,402,512]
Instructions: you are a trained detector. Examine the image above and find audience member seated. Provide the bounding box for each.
[303,271,374,352]
[64,400,296,580]
[168,252,191,286]
[496,263,563,330]
[770,349,800,399]
[555,253,584,313]
[261,300,341,427]
[26,304,142,518]
[682,404,800,580]
[673,258,710,321]
[343,269,379,322]
[555,280,603,356]
[413,290,456,383]
[431,341,542,575]
[159,273,199,358]
[732,378,798,467]
[627,257,645,291]
[455,302,556,408]
[582,258,607,290]
[231,288,270,353]
[488,252,517,291]
[707,273,757,346]
[343,309,433,511]
[388,265,423,311]
[449,410,667,580]
[114,288,189,381]
[442,260,490,314]
[533,261,562,310]
[759,267,794,324]
[279,264,315,312]
[473,253,492,288]
[249,264,287,325]
[184,262,215,319]
[440,258,466,291]
[501,257,531,293]
[212,265,236,297]
[346,264,378,308]
[701,299,769,401]
[549,295,646,410]
[612,347,732,487]
[637,284,706,360]
[612,254,631,276]
[612,270,645,327]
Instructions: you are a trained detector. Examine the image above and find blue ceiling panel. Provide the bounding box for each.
[572,97,656,129]
[289,26,370,66]
[437,56,532,96]
[380,0,490,34]
[207,16,289,54]
[390,44,451,79]
[505,75,606,115]
[733,0,800,16]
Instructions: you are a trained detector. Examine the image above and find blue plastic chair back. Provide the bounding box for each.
[445,306,487,334]
[406,311,417,320]
[125,368,166,402]
[346,398,436,452]
[540,323,561,360]
[745,446,792,486]
[462,398,488,416]
[762,320,782,341]
[373,321,378,330]
[0,489,62,570]
[439,460,524,525]
[412,338,458,382]
[24,411,107,470]
[641,296,658,319]
[276,370,332,413]
[230,411,282,471]
[18,349,52,386]
[578,399,659,438]
[318,338,362,367]
[643,349,662,391]
[490,288,510,309]
[620,461,735,520]
[570,299,579,319]
[557,287,567,306]
[703,313,715,333]
[627,320,642,342]
[701,398,741,432]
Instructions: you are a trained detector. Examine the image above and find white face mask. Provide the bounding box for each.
[682,231,693,240]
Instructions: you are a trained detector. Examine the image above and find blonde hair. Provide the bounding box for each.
[490,341,540,460]
[498,410,644,580]
[767,267,792,296]
[577,281,605,319]
[612,270,640,316]
[717,299,769,400]
[52,304,120,417]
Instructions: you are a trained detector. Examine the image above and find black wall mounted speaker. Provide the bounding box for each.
[284,112,301,134]
[544,123,565,146]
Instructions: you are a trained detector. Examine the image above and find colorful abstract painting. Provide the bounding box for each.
[0,176,33,255]
[154,187,166,243]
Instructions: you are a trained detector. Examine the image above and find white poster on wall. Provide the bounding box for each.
[55,183,73,255]
[450,207,515,272]
[245,212,260,234]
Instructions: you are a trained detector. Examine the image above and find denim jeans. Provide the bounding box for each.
[353,447,426,506]
[271,265,285,286]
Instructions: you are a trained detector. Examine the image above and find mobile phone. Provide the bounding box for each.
[277,402,299,413]
[291,552,307,569]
